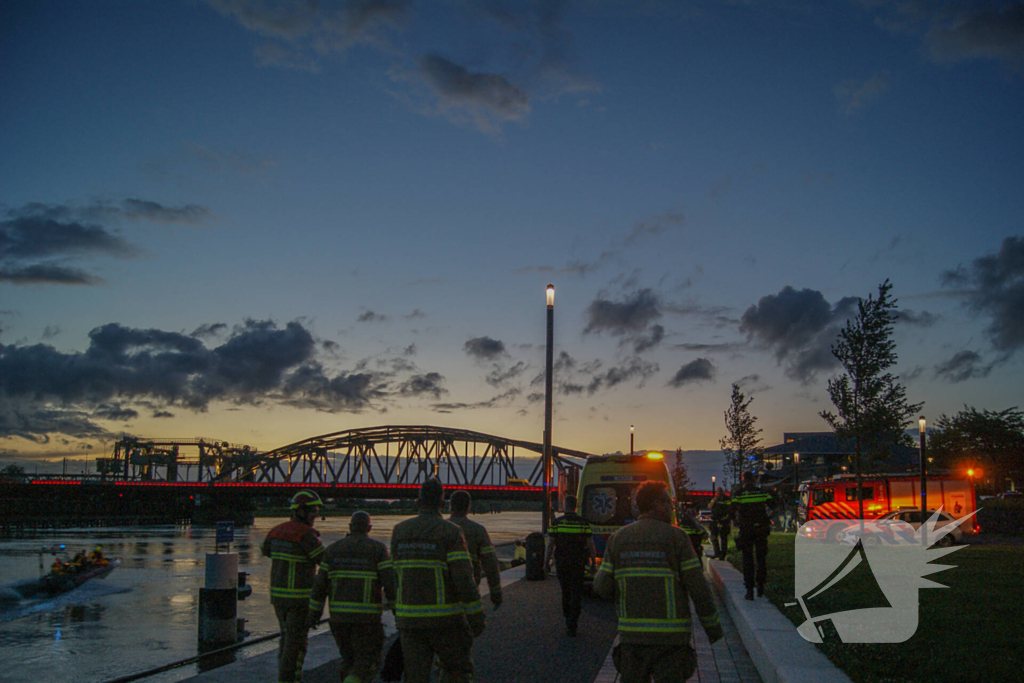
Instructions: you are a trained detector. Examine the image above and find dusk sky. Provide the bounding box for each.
[2,0,1023,482]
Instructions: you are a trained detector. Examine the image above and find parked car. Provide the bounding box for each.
[998,491,1023,501]
[835,509,968,548]
[696,509,713,524]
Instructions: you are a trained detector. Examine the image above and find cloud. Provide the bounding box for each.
[933,350,995,383]
[120,198,210,224]
[192,322,228,338]
[204,0,412,68]
[584,288,663,336]
[398,372,447,399]
[865,1,1024,65]
[414,54,530,134]
[0,264,102,285]
[430,387,521,413]
[667,358,716,388]
[405,309,426,319]
[486,361,527,388]
[464,336,507,361]
[632,324,665,353]
[585,357,659,395]
[357,310,388,323]
[896,309,939,327]
[739,286,855,383]
[0,216,137,261]
[0,318,450,441]
[943,236,1024,352]
[834,72,890,114]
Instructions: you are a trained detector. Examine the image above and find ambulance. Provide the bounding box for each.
[575,452,675,561]
[798,473,978,541]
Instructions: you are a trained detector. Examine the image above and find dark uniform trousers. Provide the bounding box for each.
[399,622,475,683]
[737,529,769,590]
[710,522,731,559]
[274,600,311,683]
[555,558,586,631]
[329,622,384,683]
[613,642,698,683]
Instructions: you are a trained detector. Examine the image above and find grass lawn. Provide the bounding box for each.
[723,533,1023,683]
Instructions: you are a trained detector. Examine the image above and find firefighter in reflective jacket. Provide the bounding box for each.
[391,478,484,683]
[731,471,773,600]
[448,490,503,610]
[595,481,722,683]
[262,490,325,683]
[307,511,396,683]
[678,509,708,559]
[708,488,733,559]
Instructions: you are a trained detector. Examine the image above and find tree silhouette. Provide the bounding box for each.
[671,447,695,499]
[930,406,1024,493]
[720,383,763,489]
[820,280,922,518]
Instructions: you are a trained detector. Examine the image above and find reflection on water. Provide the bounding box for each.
[0,512,540,683]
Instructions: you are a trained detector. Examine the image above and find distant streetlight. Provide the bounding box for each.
[543,284,555,533]
[920,416,928,547]
[630,425,634,457]
[712,475,716,494]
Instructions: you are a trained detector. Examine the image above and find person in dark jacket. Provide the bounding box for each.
[678,509,708,558]
[731,471,774,600]
[594,481,722,683]
[709,488,732,559]
[261,490,325,683]
[544,495,596,637]
[391,478,484,683]
[307,511,396,683]
[448,490,503,611]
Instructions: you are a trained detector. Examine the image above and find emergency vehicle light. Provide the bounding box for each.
[646,452,663,460]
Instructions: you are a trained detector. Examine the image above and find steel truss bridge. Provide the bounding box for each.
[102,425,592,496]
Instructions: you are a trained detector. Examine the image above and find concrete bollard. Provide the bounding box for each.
[198,552,238,646]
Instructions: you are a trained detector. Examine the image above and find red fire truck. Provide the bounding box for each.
[798,473,978,541]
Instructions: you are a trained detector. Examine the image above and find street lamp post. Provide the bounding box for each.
[543,284,555,533]
[630,425,634,457]
[919,416,928,547]
[712,475,716,495]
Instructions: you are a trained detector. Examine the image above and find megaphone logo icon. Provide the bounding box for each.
[790,510,974,643]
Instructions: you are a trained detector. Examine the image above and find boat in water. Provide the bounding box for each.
[10,545,120,600]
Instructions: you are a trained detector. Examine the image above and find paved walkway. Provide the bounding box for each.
[181,556,765,683]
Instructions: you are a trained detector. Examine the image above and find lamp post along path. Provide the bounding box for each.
[919,416,928,547]
[543,285,555,533]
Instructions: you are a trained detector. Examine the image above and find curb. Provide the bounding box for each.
[707,559,854,683]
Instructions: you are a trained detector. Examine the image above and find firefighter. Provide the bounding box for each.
[448,490,503,610]
[732,471,774,600]
[594,481,722,683]
[391,478,484,683]
[87,546,106,565]
[544,494,596,637]
[307,511,396,683]
[262,490,325,683]
[678,508,708,559]
[709,488,732,559]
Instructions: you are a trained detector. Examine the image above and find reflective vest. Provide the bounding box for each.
[449,514,503,599]
[547,512,593,567]
[594,516,720,645]
[390,511,484,632]
[308,532,397,624]
[261,520,325,604]
[732,487,773,533]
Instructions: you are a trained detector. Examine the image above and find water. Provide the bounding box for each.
[0,512,541,683]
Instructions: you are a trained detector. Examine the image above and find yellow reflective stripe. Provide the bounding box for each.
[679,558,701,572]
[309,546,325,559]
[463,599,483,615]
[272,552,309,562]
[619,617,691,633]
[394,604,465,617]
[447,551,472,563]
[378,559,393,570]
[328,601,382,613]
[666,577,677,620]
[270,587,312,598]
[598,561,614,572]
[615,568,675,578]
[319,561,330,572]
[701,612,721,629]
[395,560,446,569]
[479,545,496,555]
[327,570,378,580]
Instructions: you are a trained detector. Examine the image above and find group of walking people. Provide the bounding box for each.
[261,472,774,683]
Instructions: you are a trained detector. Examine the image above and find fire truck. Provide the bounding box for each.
[798,473,978,541]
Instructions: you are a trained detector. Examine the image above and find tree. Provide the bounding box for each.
[720,383,763,489]
[671,447,695,499]
[0,463,26,482]
[820,280,922,518]
[929,406,1024,493]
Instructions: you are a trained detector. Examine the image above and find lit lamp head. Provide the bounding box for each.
[546,284,555,308]
[919,416,926,434]
[794,452,800,464]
